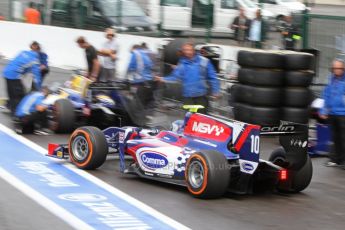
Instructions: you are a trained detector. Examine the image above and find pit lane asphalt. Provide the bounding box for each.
[1,63,345,230]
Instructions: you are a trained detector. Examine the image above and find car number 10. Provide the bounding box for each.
[250,135,260,154]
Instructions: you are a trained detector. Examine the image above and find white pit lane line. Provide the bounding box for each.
[0,167,94,230]
[0,123,190,230]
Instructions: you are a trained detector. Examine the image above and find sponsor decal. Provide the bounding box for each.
[241,162,254,172]
[192,122,224,136]
[290,139,308,148]
[261,125,295,133]
[59,193,150,229]
[239,160,258,174]
[57,151,63,158]
[140,151,168,170]
[184,114,231,141]
[59,193,107,202]
[16,161,78,187]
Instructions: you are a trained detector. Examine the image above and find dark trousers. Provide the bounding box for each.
[329,115,345,164]
[31,69,49,91]
[183,96,209,114]
[6,78,25,115]
[136,81,156,109]
[250,41,262,49]
[19,111,47,134]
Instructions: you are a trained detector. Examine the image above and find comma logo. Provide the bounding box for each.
[140,152,168,169]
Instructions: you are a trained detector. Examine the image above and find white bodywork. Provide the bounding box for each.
[146,0,274,33]
[256,0,307,18]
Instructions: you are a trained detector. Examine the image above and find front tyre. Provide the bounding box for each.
[50,99,75,133]
[68,126,108,170]
[185,150,230,199]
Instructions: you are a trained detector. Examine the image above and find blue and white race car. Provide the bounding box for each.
[48,110,312,199]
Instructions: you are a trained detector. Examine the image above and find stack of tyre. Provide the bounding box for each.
[233,50,314,126]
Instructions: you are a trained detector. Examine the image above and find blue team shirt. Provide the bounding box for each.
[320,73,345,116]
[127,49,153,83]
[164,55,220,98]
[15,92,45,117]
[2,50,42,90]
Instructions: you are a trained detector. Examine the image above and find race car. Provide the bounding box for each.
[48,109,312,198]
[41,73,144,133]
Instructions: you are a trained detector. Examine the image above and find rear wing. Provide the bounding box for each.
[261,121,309,171]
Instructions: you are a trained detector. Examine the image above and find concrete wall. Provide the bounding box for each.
[0,20,242,78]
[313,0,345,5]
[0,21,164,77]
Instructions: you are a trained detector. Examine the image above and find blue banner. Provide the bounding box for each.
[0,128,185,230]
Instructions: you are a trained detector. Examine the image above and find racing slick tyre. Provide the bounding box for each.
[284,53,315,70]
[234,103,280,126]
[163,82,183,101]
[232,84,282,107]
[238,68,285,87]
[233,103,251,124]
[237,50,285,69]
[249,106,280,126]
[282,107,310,124]
[185,150,230,199]
[163,39,187,65]
[50,99,75,133]
[284,87,312,107]
[68,126,108,170]
[285,71,314,87]
[269,147,313,193]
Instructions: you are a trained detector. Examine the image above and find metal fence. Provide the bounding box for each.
[3,0,215,40]
[304,14,345,84]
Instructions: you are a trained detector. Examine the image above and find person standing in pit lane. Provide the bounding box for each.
[127,44,154,109]
[30,41,49,91]
[2,45,42,116]
[248,9,267,49]
[24,2,41,24]
[155,42,220,114]
[230,7,251,46]
[98,28,118,82]
[76,36,101,81]
[320,59,345,169]
[281,15,300,51]
[15,86,50,135]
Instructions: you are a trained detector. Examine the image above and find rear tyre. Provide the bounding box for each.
[69,126,108,170]
[282,107,310,124]
[232,84,282,107]
[50,99,75,133]
[285,53,315,70]
[269,147,313,193]
[284,87,312,107]
[237,50,285,69]
[249,106,280,126]
[234,103,280,126]
[163,39,187,65]
[238,68,285,87]
[185,150,229,199]
[163,82,183,101]
[285,71,314,87]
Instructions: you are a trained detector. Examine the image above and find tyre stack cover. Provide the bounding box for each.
[234,50,315,125]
